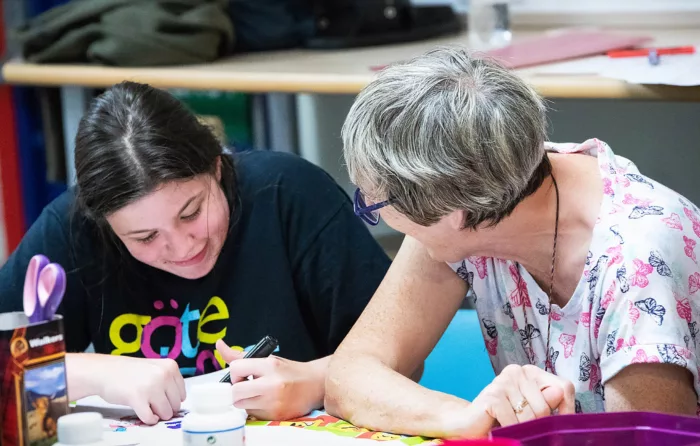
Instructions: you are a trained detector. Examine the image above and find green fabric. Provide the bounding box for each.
[14,0,234,66]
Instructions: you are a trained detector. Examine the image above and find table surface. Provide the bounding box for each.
[2,28,700,100]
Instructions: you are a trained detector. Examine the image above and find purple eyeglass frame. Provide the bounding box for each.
[353,188,393,226]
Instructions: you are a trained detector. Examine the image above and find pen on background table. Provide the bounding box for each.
[607,45,695,58]
[220,335,279,384]
[648,49,660,66]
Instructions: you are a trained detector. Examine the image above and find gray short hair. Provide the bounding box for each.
[342,47,549,229]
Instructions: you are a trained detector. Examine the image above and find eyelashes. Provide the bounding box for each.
[135,207,202,244]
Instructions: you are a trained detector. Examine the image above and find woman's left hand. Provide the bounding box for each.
[215,340,326,421]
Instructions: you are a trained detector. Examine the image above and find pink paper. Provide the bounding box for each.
[485,31,653,68]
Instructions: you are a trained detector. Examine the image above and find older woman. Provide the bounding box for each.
[325,47,700,439]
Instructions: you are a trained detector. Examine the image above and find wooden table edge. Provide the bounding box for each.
[3,60,700,101]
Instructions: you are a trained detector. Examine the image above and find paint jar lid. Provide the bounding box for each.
[57,412,104,444]
[190,383,234,413]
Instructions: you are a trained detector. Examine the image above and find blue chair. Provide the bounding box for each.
[419,309,495,401]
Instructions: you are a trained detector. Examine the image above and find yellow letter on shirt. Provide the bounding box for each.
[197,296,229,344]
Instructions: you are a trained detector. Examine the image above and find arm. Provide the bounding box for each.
[325,236,471,437]
[596,246,699,416]
[65,353,112,401]
[605,363,697,415]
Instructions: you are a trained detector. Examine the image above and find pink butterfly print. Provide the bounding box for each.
[679,347,693,359]
[485,338,498,356]
[559,333,576,358]
[631,349,660,364]
[629,259,653,288]
[602,178,614,196]
[684,236,697,263]
[616,338,625,352]
[628,300,640,324]
[622,193,652,208]
[580,312,591,328]
[662,213,683,230]
[615,337,636,351]
[606,245,623,266]
[601,280,616,309]
[594,313,603,340]
[468,256,488,279]
[684,208,700,238]
[550,310,562,321]
[615,175,631,188]
[609,203,625,215]
[508,264,531,307]
[689,272,700,294]
[677,296,692,323]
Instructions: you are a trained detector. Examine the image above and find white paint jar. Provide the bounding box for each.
[182,383,246,446]
[54,412,108,446]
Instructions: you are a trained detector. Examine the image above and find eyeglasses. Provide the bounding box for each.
[353,188,393,226]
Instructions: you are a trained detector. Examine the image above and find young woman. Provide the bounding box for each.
[326,47,700,439]
[0,81,391,425]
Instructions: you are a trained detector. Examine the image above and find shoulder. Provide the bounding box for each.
[37,189,80,233]
[233,150,350,206]
[588,190,700,307]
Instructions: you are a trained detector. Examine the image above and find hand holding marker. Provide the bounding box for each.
[220,335,279,384]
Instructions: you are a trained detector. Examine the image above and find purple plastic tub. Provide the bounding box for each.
[490,412,700,446]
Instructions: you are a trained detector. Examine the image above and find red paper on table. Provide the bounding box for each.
[485,31,653,68]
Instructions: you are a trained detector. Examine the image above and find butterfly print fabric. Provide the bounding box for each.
[447,139,700,415]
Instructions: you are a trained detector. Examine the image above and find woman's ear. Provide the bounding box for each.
[446,210,466,231]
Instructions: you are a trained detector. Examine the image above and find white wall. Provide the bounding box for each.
[413,0,700,26]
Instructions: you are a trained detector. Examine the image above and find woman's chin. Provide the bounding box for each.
[162,250,219,280]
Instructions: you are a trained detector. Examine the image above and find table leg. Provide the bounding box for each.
[265,93,298,153]
[60,86,91,186]
[251,94,267,150]
[296,93,398,240]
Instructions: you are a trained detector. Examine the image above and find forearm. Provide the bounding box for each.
[307,356,332,409]
[65,353,105,401]
[325,353,471,438]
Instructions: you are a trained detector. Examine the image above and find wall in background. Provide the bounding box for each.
[298,94,700,242]
[411,0,700,26]
[547,99,700,205]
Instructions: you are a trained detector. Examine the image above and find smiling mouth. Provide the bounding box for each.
[171,243,208,267]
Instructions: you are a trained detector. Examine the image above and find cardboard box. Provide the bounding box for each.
[0,313,69,446]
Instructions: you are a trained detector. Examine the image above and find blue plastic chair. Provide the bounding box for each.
[419,309,495,401]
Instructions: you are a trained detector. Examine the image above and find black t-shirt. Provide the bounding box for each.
[0,151,390,377]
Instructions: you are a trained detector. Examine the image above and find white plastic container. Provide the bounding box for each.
[182,383,246,446]
[54,412,108,446]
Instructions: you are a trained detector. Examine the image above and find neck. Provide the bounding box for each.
[459,154,602,306]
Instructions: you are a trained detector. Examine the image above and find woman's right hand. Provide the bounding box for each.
[92,355,186,424]
[453,364,576,438]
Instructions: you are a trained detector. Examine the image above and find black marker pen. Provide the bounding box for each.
[220,335,279,384]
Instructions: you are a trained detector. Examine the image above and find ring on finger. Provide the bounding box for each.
[513,398,529,415]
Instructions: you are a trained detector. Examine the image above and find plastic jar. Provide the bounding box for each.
[182,383,246,446]
[54,412,108,446]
